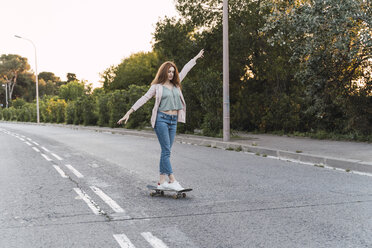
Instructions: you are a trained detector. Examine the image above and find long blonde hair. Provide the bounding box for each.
[151,61,180,87]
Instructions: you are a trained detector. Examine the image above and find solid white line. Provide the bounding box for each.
[51,153,63,161]
[141,232,169,248]
[113,234,136,248]
[65,164,84,178]
[41,146,50,152]
[32,147,40,152]
[53,165,68,178]
[25,141,32,146]
[32,141,39,146]
[90,186,125,213]
[41,153,52,161]
[19,138,25,141]
[73,188,102,215]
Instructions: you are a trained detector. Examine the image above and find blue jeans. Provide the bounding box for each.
[154,112,177,176]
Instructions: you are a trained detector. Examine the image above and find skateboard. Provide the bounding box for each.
[147,185,192,199]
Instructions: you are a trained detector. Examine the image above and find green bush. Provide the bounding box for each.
[73,98,84,125]
[97,92,111,127]
[45,97,66,123]
[107,86,152,129]
[82,95,98,126]
[125,85,153,129]
[108,90,128,128]
[65,101,75,124]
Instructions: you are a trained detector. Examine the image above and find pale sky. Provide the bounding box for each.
[1,0,178,88]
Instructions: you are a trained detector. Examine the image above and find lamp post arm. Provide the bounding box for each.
[14,35,40,123]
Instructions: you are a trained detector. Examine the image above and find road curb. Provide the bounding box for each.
[2,121,371,175]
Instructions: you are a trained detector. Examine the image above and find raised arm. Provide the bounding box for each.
[179,49,204,82]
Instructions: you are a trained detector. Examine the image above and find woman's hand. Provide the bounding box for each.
[195,49,204,60]
[117,109,133,125]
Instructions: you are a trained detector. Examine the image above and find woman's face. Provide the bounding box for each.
[168,66,175,81]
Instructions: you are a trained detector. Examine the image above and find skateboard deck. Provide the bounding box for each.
[147,185,192,199]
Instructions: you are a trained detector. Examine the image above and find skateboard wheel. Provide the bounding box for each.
[173,194,178,199]
[150,192,155,197]
[182,193,186,198]
[161,191,164,196]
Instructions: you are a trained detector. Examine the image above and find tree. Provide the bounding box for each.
[263,0,372,133]
[67,73,77,82]
[154,0,299,133]
[58,80,85,101]
[102,51,160,91]
[38,71,60,83]
[0,54,30,104]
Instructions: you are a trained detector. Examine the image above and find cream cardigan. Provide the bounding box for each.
[131,58,197,128]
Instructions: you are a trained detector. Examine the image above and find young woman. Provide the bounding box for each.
[117,49,204,191]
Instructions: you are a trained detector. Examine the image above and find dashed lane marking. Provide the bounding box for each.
[51,152,63,161]
[65,164,84,178]
[32,147,40,152]
[53,165,68,178]
[90,186,125,213]
[113,234,136,248]
[41,153,52,161]
[41,146,50,152]
[141,232,169,248]
[74,188,104,215]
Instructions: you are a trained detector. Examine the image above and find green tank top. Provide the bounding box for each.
[158,86,183,111]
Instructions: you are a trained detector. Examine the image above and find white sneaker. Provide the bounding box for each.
[157,181,169,190]
[167,181,184,191]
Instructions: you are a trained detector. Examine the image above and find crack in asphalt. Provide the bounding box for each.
[66,174,113,221]
[1,199,371,230]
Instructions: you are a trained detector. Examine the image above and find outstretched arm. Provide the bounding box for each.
[117,84,157,125]
[117,108,134,125]
[179,49,204,82]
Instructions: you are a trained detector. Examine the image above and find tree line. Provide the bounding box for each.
[1,0,371,141]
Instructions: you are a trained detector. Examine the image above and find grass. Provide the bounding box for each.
[235,146,243,152]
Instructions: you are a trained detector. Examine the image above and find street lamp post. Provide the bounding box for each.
[2,84,8,108]
[15,35,40,123]
[223,0,230,141]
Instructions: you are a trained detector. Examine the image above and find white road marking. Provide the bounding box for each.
[53,165,68,178]
[141,232,169,248]
[19,138,25,141]
[41,153,52,161]
[65,164,84,178]
[113,234,136,248]
[26,138,32,141]
[73,188,103,215]
[41,146,50,152]
[90,186,125,213]
[32,141,39,146]
[25,141,32,146]
[51,153,63,161]
[32,147,40,152]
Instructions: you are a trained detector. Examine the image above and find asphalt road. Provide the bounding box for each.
[1,122,371,248]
